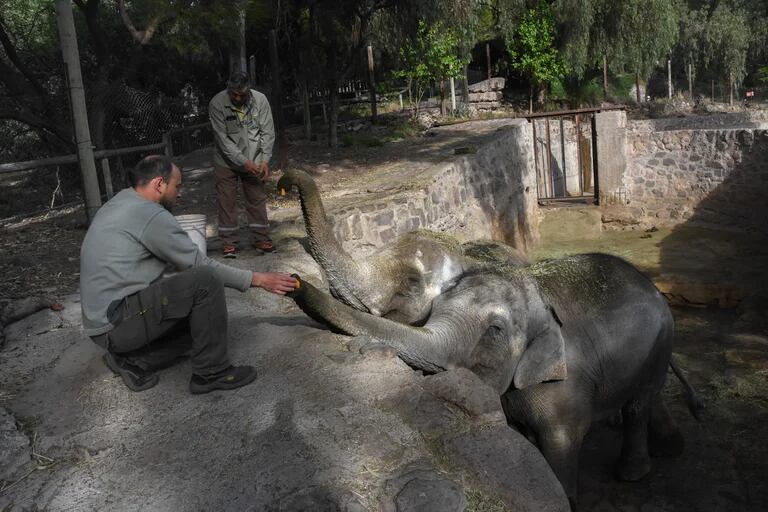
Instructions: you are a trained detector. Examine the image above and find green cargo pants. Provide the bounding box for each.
[91,266,231,375]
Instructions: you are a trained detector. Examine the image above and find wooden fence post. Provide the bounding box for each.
[100,158,114,198]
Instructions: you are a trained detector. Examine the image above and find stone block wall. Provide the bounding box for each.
[327,120,539,254]
[626,126,768,232]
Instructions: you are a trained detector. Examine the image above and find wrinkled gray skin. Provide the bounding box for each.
[288,253,701,502]
[276,169,528,324]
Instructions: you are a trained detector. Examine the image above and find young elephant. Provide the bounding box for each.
[287,253,701,502]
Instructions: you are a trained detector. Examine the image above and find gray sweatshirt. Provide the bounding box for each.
[80,188,252,336]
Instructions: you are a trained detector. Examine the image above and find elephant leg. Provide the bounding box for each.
[648,397,684,457]
[616,397,652,481]
[536,421,590,502]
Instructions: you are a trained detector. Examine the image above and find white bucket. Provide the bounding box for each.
[175,214,207,256]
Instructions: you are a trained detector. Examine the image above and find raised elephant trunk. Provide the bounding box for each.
[277,169,393,314]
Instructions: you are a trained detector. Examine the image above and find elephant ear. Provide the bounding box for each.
[513,305,567,389]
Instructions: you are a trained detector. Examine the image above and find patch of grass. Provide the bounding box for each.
[465,489,509,512]
[341,133,385,147]
[707,371,768,408]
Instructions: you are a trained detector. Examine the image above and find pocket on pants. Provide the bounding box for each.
[156,278,194,321]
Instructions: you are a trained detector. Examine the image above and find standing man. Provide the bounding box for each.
[80,155,297,394]
[210,70,276,258]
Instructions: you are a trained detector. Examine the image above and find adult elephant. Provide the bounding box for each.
[277,169,527,324]
[287,253,701,502]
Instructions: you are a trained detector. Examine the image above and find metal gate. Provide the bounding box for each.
[526,107,623,204]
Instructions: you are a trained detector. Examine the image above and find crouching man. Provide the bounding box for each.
[79,155,297,394]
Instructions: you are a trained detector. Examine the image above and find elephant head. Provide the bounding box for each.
[287,270,567,394]
[277,169,528,325]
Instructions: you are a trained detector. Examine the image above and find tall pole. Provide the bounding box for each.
[55,0,101,222]
[667,57,672,99]
[366,45,377,120]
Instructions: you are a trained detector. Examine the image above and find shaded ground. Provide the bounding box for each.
[534,220,768,511]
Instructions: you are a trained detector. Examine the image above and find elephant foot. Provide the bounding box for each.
[616,455,651,482]
[648,428,684,457]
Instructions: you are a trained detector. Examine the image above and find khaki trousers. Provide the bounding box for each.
[214,165,270,246]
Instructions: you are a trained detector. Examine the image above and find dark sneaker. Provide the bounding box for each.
[103,353,159,392]
[253,240,276,253]
[189,365,257,394]
[222,244,237,258]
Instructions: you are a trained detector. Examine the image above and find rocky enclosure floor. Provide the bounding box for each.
[1,120,767,511]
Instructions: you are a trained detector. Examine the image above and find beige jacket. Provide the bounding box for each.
[209,89,275,170]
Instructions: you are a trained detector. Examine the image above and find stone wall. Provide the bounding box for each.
[626,124,768,232]
[327,119,539,254]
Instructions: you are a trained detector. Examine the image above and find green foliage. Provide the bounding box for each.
[702,3,751,84]
[505,1,566,88]
[611,73,638,101]
[393,20,469,108]
[614,0,679,78]
[759,67,768,84]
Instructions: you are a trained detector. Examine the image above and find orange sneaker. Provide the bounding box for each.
[222,244,237,258]
[253,240,276,253]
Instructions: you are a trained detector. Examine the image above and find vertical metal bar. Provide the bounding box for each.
[546,117,553,198]
[575,114,583,195]
[559,116,566,197]
[591,113,600,204]
[531,119,540,199]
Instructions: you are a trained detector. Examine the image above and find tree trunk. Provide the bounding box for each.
[729,72,733,106]
[268,30,283,137]
[635,72,641,104]
[439,80,446,115]
[603,55,608,99]
[486,43,491,80]
[688,62,693,100]
[462,64,469,105]
[529,84,533,114]
[300,75,311,140]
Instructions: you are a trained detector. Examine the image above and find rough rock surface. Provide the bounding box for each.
[0,407,31,483]
[468,78,506,93]
[0,237,567,511]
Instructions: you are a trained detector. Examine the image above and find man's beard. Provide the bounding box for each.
[160,197,175,212]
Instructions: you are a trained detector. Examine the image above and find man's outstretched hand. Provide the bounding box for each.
[251,272,298,295]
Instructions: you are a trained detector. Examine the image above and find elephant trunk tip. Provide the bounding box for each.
[287,274,303,297]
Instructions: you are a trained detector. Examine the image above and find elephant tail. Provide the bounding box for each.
[670,355,704,421]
